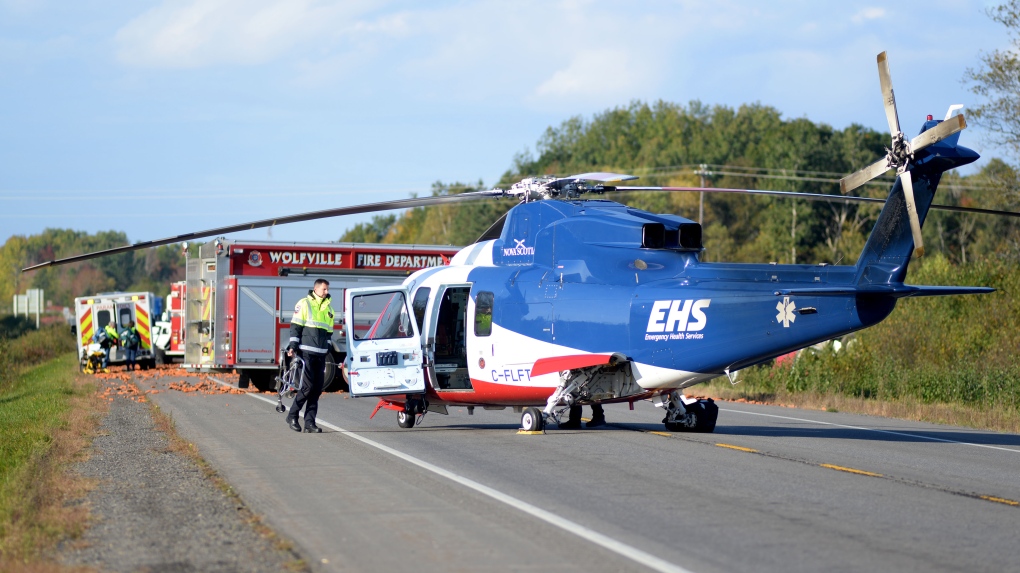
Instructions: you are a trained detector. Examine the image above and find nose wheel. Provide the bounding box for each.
[520,407,545,432]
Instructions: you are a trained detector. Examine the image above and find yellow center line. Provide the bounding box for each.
[820,463,883,478]
[979,495,1020,507]
[716,443,758,453]
[622,422,1014,510]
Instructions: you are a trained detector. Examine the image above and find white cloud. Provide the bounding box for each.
[534,49,650,98]
[852,7,886,24]
[115,0,381,68]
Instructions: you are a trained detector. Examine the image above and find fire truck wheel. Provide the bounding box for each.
[251,371,276,393]
[322,353,339,393]
[155,348,166,366]
[238,370,251,389]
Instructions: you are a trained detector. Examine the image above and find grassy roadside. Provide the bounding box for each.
[701,379,1020,434]
[0,353,105,571]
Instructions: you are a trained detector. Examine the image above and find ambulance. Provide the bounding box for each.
[74,291,162,369]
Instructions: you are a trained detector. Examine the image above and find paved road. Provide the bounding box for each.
[142,378,1020,573]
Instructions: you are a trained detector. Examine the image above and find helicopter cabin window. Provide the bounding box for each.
[474,291,493,337]
[412,287,431,334]
[433,286,471,390]
[351,291,413,341]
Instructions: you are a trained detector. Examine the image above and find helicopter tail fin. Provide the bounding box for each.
[854,121,979,287]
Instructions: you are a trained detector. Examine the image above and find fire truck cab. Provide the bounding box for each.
[184,239,460,392]
[152,280,186,365]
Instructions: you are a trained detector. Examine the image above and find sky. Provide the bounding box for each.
[0,0,1011,248]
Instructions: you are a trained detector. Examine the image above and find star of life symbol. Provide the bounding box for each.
[776,296,796,328]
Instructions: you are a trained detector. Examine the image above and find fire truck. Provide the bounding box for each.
[152,281,186,365]
[74,291,162,369]
[184,239,461,392]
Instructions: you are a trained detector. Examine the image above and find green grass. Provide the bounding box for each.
[0,353,94,562]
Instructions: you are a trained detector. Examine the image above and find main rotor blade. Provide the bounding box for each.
[21,190,504,272]
[911,114,967,152]
[877,51,901,136]
[612,186,1020,218]
[899,170,925,258]
[839,157,892,194]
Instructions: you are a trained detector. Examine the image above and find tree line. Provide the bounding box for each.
[0,230,185,308]
[342,100,1020,267]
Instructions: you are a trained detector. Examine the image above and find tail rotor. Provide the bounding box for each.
[839,51,968,258]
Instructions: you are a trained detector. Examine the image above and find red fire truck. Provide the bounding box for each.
[184,239,461,392]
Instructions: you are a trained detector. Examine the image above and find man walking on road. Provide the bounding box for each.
[286,278,334,433]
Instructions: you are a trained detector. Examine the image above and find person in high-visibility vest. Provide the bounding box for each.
[120,320,140,371]
[285,278,334,433]
[95,323,120,369]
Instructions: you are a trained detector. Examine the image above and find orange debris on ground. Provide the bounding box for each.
[98,381,148,404]
[92,364,257,401]
[165,379,249,395]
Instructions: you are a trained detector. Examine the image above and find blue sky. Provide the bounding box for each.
[0,0,1009,247]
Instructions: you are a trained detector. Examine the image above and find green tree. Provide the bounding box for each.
[965,0,1020,157]
[340,214,397,243]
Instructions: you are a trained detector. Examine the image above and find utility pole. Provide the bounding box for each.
[791,201,797,265]
[694,164,712,225]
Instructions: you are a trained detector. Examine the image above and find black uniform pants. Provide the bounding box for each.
[568,403,605,422]
[289,352,325,424]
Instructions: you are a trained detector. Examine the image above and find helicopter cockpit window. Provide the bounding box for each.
[474,291,493,337]
[352,291,413,341]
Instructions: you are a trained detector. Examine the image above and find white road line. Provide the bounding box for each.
[206,378,695,573]
[720,407,1020,454]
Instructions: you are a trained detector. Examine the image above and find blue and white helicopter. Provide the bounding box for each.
[26,52,1019,433]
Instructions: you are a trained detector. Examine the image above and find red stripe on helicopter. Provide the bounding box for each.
[530,354,614,377]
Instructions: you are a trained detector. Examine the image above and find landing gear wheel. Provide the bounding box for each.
[663,399,719,433]
[397,410,415,429]
[521,407,544,432]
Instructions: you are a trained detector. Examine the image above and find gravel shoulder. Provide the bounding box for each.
[59,377,306,573]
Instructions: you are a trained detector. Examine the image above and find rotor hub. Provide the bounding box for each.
[886,131,913,171]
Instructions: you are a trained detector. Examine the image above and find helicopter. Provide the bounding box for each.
[24,52,1020,433]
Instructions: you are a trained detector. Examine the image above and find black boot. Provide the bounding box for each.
[286,416,301,432]
[303,422,322,433]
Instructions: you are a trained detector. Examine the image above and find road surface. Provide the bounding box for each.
[141,378,1020,573]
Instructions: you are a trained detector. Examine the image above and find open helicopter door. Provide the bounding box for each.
[425,284,473,391]
[344,286,426,397]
